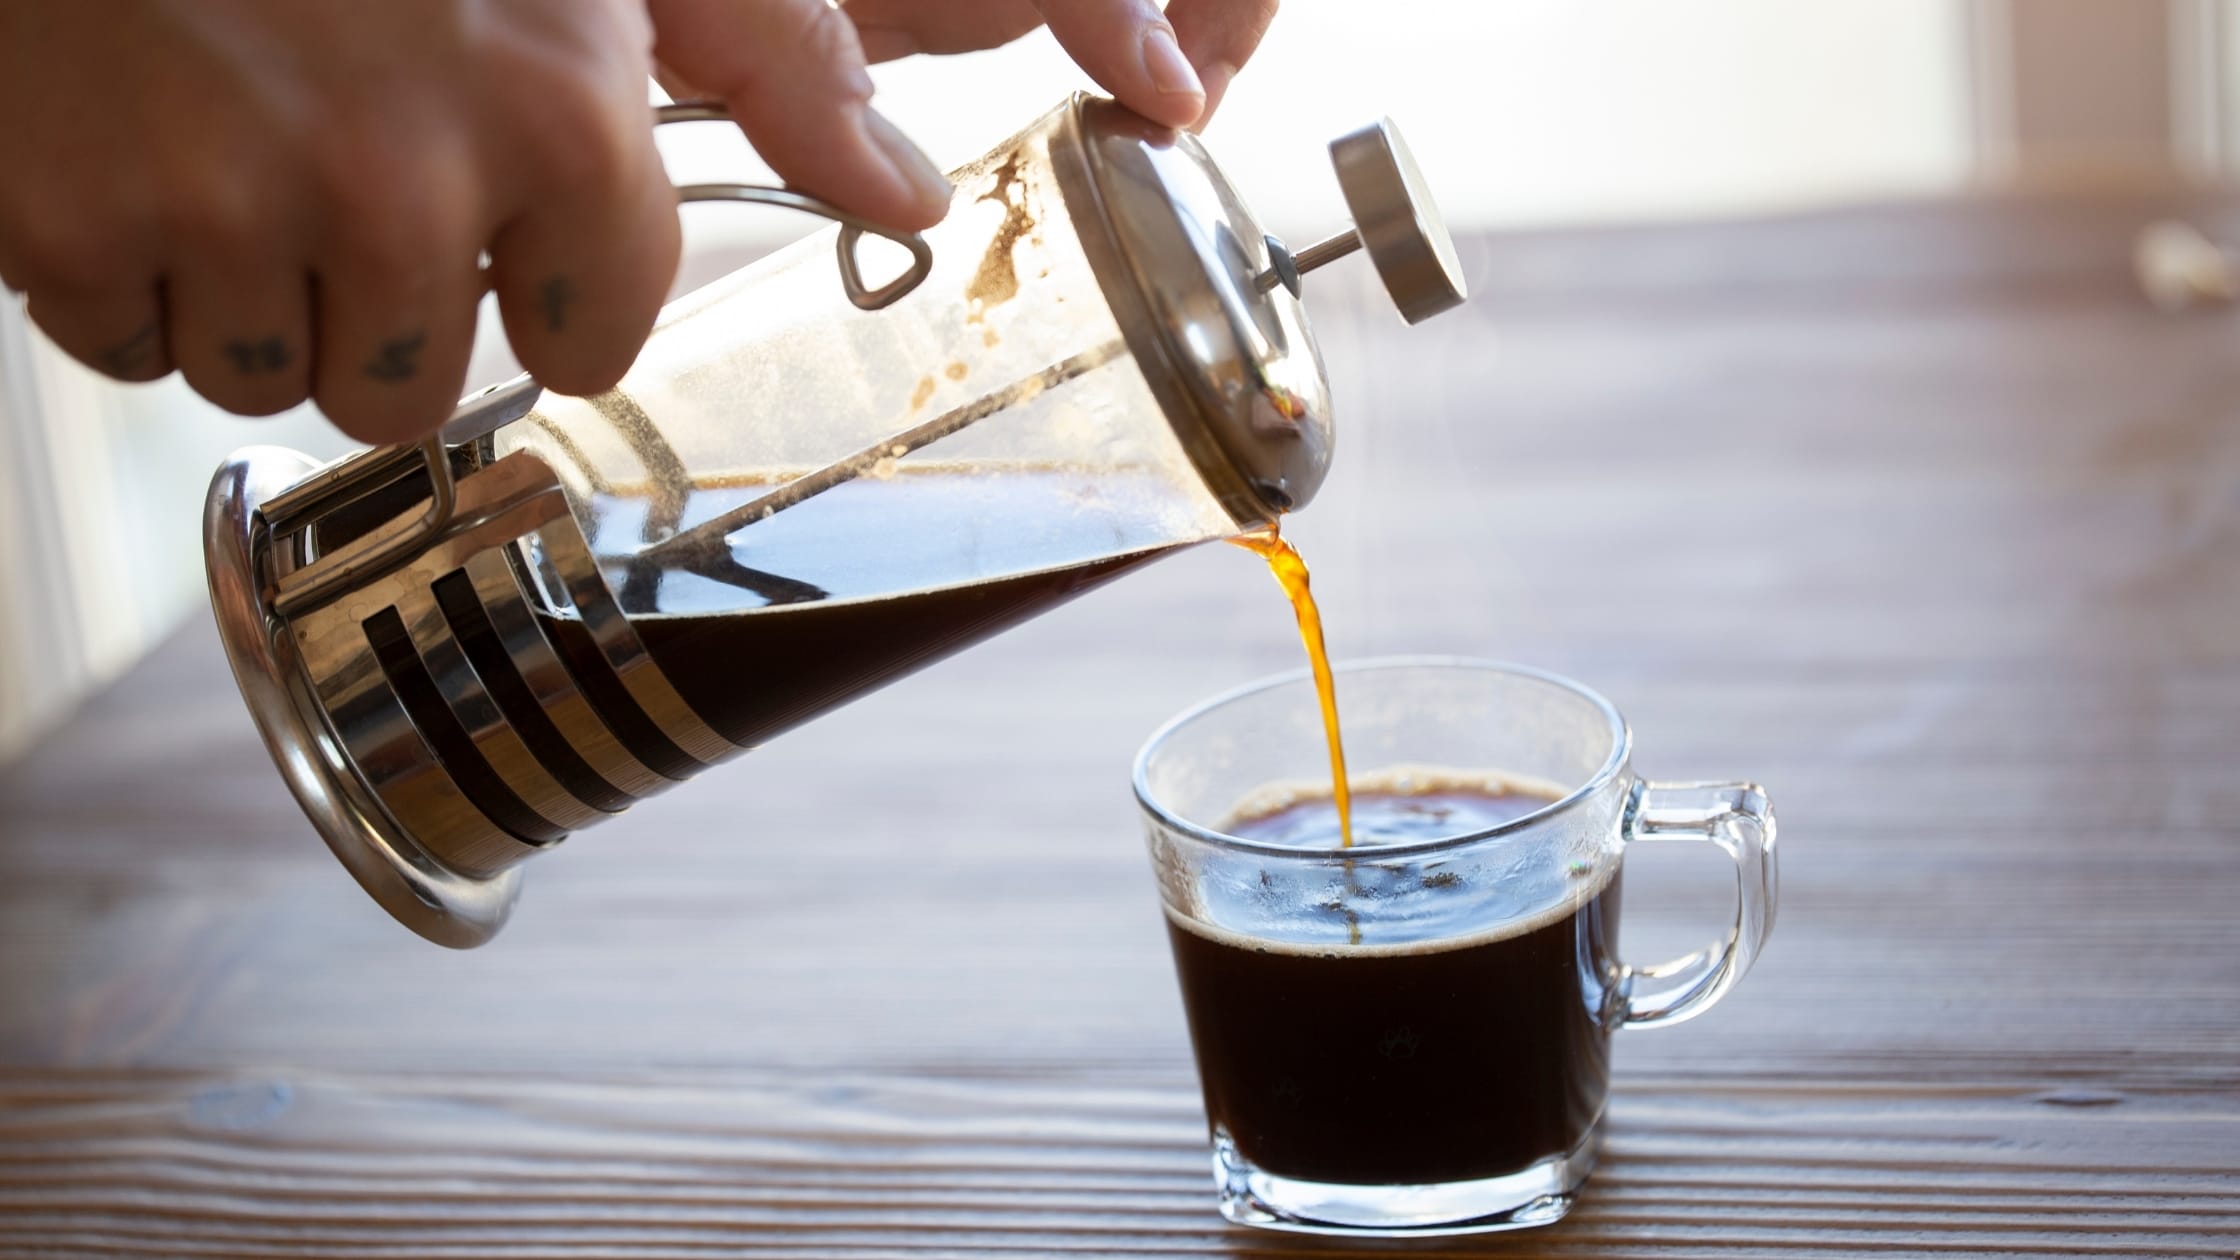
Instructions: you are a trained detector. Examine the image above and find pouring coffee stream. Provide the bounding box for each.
[1232,525,1353,848]
[203,94,1465,945]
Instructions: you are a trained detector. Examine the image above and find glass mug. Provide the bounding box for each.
[1133,658,1777,1235]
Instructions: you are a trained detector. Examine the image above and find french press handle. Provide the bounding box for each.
[657,101,937,310]
[267,102,938,619]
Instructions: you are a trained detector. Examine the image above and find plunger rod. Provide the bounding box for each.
[1293,229,1364,273]
[1255,227,1363,294]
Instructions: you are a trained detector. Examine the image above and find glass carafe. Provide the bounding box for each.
[205,94,1465,946]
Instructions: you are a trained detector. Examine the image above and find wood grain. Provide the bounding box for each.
[4,190,2240,1255]
[0,1072,2234,1257]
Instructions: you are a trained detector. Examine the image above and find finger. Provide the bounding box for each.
[481,35,679,401]
[1165,0,1279,125]
[1030,0,1205,130]
[308,166,483,444]
[489,147,679,401]
[648,0,952,231]
[842,0,1044,61]
[23,283,171,383]
[168,260,312,416]
[310,259,481,445]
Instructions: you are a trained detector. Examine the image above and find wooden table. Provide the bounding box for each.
[4,194,2238,1257]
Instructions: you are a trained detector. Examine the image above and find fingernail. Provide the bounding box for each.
[863,108,952,214]
[1141,25,1203,99]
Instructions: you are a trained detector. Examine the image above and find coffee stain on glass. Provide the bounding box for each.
[967,152,1033,321]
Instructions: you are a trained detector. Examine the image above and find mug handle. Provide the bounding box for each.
[1616,781,1778,1029]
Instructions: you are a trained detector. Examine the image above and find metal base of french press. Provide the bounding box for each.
[205,446,521,948]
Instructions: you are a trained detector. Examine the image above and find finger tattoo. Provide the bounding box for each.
[363,330,427,382]
[223,336,292,374]
[539,275,576,333]
[98,322,162,377]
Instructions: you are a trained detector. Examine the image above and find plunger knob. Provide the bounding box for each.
[1256,118,1467,324]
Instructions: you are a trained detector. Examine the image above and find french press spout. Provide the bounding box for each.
[205,94,1465,947]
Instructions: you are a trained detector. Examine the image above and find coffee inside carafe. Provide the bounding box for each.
[530,461,1185,750]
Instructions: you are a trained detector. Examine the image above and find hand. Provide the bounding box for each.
[650,0,1283,244]
[0,0,699,444]
[830,0,1279,130]
[0,0,1277,447]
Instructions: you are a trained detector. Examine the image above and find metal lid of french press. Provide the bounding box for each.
[1057,97,1465,521]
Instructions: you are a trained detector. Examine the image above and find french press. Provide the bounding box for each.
[205,94,1466,947]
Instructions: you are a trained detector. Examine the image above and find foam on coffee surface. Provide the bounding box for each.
[1171,765,1615,955]
[1219,764,1571,844]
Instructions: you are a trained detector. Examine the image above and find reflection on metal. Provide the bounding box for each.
[269,436,455,619]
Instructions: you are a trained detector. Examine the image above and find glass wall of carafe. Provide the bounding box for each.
[491,112,1246,748]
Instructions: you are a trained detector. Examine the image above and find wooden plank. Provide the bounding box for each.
[0,1073,2233,1258]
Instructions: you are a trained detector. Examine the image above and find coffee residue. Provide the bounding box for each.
[966,152,1033,321]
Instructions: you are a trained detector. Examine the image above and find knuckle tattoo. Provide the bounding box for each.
[362,329,428,383]
[538,275,576,333]
[223,336,293,374]
[98,322,163,378]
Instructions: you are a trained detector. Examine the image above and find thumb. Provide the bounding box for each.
[1031,0,1206,130]
[646,0,952,230]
